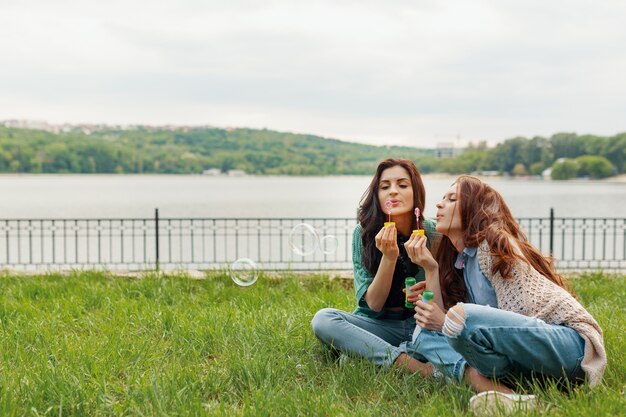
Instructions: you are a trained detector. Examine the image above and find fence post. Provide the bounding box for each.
[549,207,554,256]
[155,208,160,271]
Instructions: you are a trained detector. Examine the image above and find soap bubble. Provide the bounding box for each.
[320,235,339,255]
[289,223,319,256]
[230,258,259,286]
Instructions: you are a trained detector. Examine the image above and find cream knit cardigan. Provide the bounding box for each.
[477,241,607,387]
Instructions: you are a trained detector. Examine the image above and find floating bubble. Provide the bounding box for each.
[320,235,339,255]
[230,258,259,287]
[289,223,319,256]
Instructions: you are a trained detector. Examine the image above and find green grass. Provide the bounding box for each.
[0,270,624,416]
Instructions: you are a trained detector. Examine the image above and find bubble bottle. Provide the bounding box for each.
[405,277,416,308]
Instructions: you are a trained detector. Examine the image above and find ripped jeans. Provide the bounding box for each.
[441,303,586,383]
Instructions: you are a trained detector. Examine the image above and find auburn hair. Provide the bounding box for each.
[437,175,570,309]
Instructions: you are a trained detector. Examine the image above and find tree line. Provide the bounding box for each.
[416,133,624,179]
[0,126,623,179]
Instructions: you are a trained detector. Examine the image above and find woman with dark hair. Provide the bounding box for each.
[311,158,443,374]
[404,175,606,413]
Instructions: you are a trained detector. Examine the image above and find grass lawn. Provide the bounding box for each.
[0,270,624,416]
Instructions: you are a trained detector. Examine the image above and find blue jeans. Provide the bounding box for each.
[311,308,415,367]
[408,327,467,382]
[312,307,467,380]
[445,303,586,383]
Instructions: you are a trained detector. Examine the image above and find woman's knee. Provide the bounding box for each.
[311,308,340,338]
[442,304,466,338]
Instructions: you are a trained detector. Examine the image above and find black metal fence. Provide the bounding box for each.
[0,209,624,272]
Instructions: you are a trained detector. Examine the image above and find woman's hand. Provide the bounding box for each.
[413,299,446,331]
[375,225,399,259]
[405,280,426,305]
[403,233,437,272]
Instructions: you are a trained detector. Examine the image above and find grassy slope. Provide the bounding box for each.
[0,271,624,416]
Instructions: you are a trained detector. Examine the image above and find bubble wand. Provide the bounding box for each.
[384,201,395,228]
[412,207,424,236]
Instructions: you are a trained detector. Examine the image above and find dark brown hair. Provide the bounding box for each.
[357,158,426,275]
[437,175,569,309]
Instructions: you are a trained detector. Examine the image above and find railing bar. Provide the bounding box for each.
[75,220,79,263]
[246,219,250,260]
[622,219,626,260]
[5,220,10,264]
[109,221,113,264]
[98,219,102,264]
[17,220,21,264]
[613,219,617,260]
[592,219,598,260]
[120,220,125,264]
[52,219,56,263]
[168,219,172,262]
[143,219,148,263]
[178,220,182,262]
[202,219,207,263]
[132,219,136,263]
[155,209,160,270]
[235,219,239,260]
[602,219,607,261]
[582,219,587,259]
[63,220,67,264]
[570,219,575,260]
[86,220,91,264]
[549,208,554,256]
[257,220,261,262]
[191,220,195,263]
[40,219,44,264]
[559,218,564,259]
[280,220,285,263]
[29,220,33,264]
[212,219,216,263]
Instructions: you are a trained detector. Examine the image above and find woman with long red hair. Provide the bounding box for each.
[404,175,606,414]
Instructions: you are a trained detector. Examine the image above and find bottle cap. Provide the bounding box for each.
[422,290,434,304]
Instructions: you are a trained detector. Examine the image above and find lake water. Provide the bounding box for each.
[0,174,624,219]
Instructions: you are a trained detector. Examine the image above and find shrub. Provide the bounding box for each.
[575,155,615,179]
[551,158,579,180]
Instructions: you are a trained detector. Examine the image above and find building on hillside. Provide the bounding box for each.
[202,168,222,176]
[227,169,247,177]
[436,142,462,159]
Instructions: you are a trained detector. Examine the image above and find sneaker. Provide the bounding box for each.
[469,390,538,415]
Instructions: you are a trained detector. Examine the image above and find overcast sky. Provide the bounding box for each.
[1,0,625,147]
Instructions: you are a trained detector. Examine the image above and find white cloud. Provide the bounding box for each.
[1,0,625,147]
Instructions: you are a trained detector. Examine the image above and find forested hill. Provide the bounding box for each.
[0,126,433,175]
[0,125,624,178]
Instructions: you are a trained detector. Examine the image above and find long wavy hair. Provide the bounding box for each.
[357,158,426,276]
[437,175,569,309]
